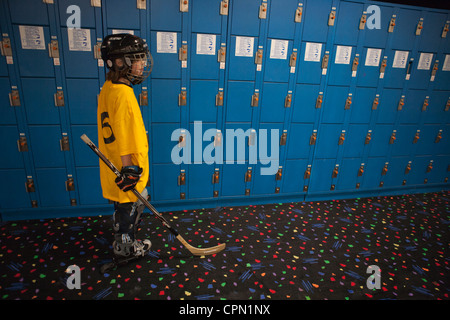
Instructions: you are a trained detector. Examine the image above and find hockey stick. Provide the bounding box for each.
[80,134,226,256]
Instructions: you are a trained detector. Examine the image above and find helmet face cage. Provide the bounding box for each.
[123,51,153,85]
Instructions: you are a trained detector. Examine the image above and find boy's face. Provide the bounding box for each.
[130,59,145,76]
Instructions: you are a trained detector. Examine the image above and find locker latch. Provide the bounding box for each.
[328,9,336,26]
[9,89,21,107]
[431,62,439,78]
[388,16,396,33]
[17,135,28,152]
[338,131,345,145]
[54,90,65,107]
[381,164,389,175]
[315,94,323,109]
[344,95,352,110]
[0,38,13,57]
[214,130,222,147]
[398,96,405,111]
[413,130,420,144]
[179,90,187,106]
[405,163,412,174]
[216,91,224,106]
[218,47,226,63]
[295,5,303,23]
[60,135,70,151]
[372,96,379,110]
[179,44,188,61]
[26,177,35,193]
[212,169,220,184]
[259,2,267,19]
[422,97,429,111]
[178,171,186,185]
[245,168,252,182]
[442,23,449,38]
[275,168,282,180]
[435,130,442,143]
[139,90,148,106]
[416,19,424,36]
[426,161,433,173]
[289,52,297,68]
[359,14,367,30]
[180,0,188,12]
[352,56,359,73]
[280,131,287,145]
[309,131,317,145]
[94,42,102,59]
[304,167,311,179]
[220,0,229,15]
[357,164,365,177]
[332,165,339,178]
[255,49,263,65]
[322,53,329,71]
[285,93,292,108]
[48,40,60,59]
[380,58,387,74]
[446,98,450,111]
[389,131,396,144]
[365,131,372,144]
[65,177,75,191]
[251,92,259,107]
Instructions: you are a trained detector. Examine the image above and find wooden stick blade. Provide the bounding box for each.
[176,235,226,256]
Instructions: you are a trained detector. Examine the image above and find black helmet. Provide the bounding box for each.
[101,33,153,85]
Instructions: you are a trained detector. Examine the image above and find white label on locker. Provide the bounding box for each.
[157,32,177,53]
[270,39,289,59]
[442,54,450,71]
[112,29,134,35]
[235,36,254,57]
[417,52,433,70]
[196,34,216,55]
[365,48,381,66]
[19,25,45,50]
[304,42,322,62]
[392,50,409,68]
[68,28,91,51]
[335,45,352,64]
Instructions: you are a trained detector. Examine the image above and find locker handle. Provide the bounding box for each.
[405,164,411,174]
[245,169,252,182]
[275,168,282,180]
[357,166,364,177]
[381,165,388,175]
[212,171,220,184]
[310,132,317,145]
[332,166,339,178]
[426,163,433,172]
[435,131,442,143]
[413,132,420,144]
[304,167,311,179]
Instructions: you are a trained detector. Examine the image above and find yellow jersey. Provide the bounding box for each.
[97,80,149,203]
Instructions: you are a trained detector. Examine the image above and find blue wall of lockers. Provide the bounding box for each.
[0,0,449,221]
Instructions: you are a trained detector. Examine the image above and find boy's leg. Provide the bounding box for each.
[112,189,151,257]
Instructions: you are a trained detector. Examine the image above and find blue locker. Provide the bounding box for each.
[35,168,70,207]
[151,79,181,122]
[409,52,436,90]
[321,85,349,124]
[230,0,261,36]
[399,89,425,124]
[427,156,450,184]
[21,78,59,125]
[286,123,314,159]
[408,156,433,185]
[0,126,23,169]
[368,124,394,157]
[252,163,278,195]
[57,0,96,28]
[190,33,221,80]
[361,157,385,190]
[150,0,182,31]
[433,55,450,91]
[150,31,181,79]
[390,8,422,51]
[105,0,140,30]
[260,82,288,123]
[419,11,448,53]
[0,78,16,125]
[263,38,293,82]
[336,158,361,191]
[151,123,182,164]
[188,163,216,199]
[334,1,363,46]
[282,159,309,193]
[60,27,98,78]
[220,162,248,197]
[190,80,219,122]
[343,124,368,158]
[188,122,218,164]
[267,0,297,40]
[383,156,409,188]
[223,123,252,163]
[297,41,325,84]
[314,124,342,159]
[66,79,99,125]
[302,0,332,43]
[0,169,30,209]
[12,25,54,77]
[225,81,254,122]
[152,163,180,201]
[71,125,98,167]
[350,87,377,124]
[28,126,66,168]
[308,158,336,193]
[0,47,8,76]
[423,90,450,124]
[8,0,49,25]
[415,124,442,155]
[291,83,321,123]
[191,0,222,34]
[391,125,417,157]
[328,45,356,86]
[228,36,257,81]
[356,47,384,88]
[76,167,106,205]
[383,49,410,89]
[377,88,402,124]
[363,4,393,49]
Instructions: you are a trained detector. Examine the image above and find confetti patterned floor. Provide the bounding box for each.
[1,191,449,300]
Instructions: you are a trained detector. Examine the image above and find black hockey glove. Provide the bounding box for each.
[115,166,143,192]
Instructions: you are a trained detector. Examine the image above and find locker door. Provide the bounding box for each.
[220,162,248,197]
[105,0,140,30]
[263,38,293,83]
[391,125,417,157]
[291,83,321,123]
[228,36,257,81]
[308,159,336,193]
[35,168,70,207]
[151,123,182,164]
[408,156,432,185]
[343,124,368,158]
[151,0,182,31]
[71,125,98,167]
[350,87,377,124]
[267,0,297,40]
[363,4,393,49]
[369,124,394,157]
[260,82,288,123]
[150,31,181,79]
[28,126,66,168]
[423,90,450,124]
[21,78,59,125]
[191,0,222,34]
[230,0,260,37]
[191,33,221,80]
[286,123,314,159]
[321,85,349,124]
[427,155,449,184]
[336,158,361,191]
[8,0,49,25]
[334,1,363,46]
[327,45,356,86]
[188,163,215,199]
[0,126,23,169]
[282,159,309,194]
[415,125,442,156]
[0,169,30,209]
[383,49,410,89]
[252,164,278,195]
[377,88,402,124]
[302,0,332,43]
[66,79,98,125]
[433,54,450,91]
[314,124,342,159]
[409,52,436,90]
[419,12,448,53]
[152,164,180,201]
[361,157,385,190]
[76,167,107,205]
[383,157,409,188]
[151,79,181,122]
[190,80,219,122]
[0,78,16,125]
[223,123,252,164]
[399,89,425,124]
[297,41,325,84]
[225,81,254,122]
[356,47,383,88]
[390,8,421,51]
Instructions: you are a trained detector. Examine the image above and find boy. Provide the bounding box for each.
[98,33,153,258]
